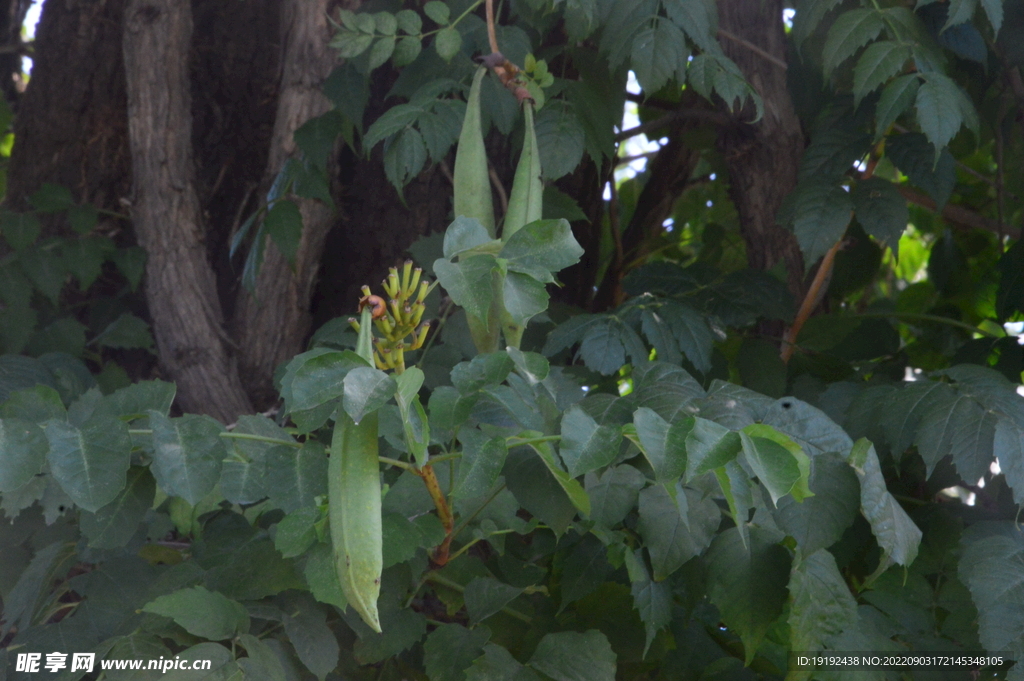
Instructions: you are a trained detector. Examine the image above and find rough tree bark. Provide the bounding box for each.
[717,0,806,297]
[234,0,339,408]
[123,0,252,421]
[6,0,131,216]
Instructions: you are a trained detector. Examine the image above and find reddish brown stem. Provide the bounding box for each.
[780,238,844,363]
[419,465,455,566]
[485,0,499,55]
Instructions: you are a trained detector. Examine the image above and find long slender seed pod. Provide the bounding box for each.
[503,100,542,240]
[330,305,383,632]
[453,67,496,237]
[329,408,382,633]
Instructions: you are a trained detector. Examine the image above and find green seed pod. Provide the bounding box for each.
[330,304,383,632]
[502,100,542,241]
[329,408,382,633]
[453,67,495,237]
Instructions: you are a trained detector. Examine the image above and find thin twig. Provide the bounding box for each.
[488,162,509,215]
[485,0,499,54]
[717,28,788,71]
[615,109,728,141]
[781,237,845,363]
[897,186,1019,239]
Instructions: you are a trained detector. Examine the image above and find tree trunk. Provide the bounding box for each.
[6,0,131,216]
[717,0,806,297]
[123,0,251,421]
[234,0,338,409]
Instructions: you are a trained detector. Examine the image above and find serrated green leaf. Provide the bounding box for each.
[632,407,690,481]
[775,452,860,554]
[559,533,613,610]
[424,1,450,24]
[686,421,740,479]
[528,630,616,681]
[332,31,374,59]
[916,72,977,159]
[93,313,155,351]
[502,271,548,326]
[523,437,590,515]
[885,131,956,208]
[793,0,845,46]
[822,8,886,74]
[207,538,304,601]
[396,9,422,34]
[281,348,367,416]
[268,441,327,512]
[368,35,396,70]
[0,418,47,493]
[61,235,112,290]
[238,634,286,681]
[112,246,147,291]
[343,366,396,424]
[790,179,853,265]
[853,177,908,254]
[853,41,911,106]
[435,27,462,62]
[444,216,493,259]
[585,464,645,527]
[637,484,720,580]
[707,527,791,665]
[739,430,804,505]
[45,415,131,512]
[0,210,41,250]
[623,546,672,655]
[279,593,340,681]
[393,35,423,66]
[0,384,64,423]
[534,101,585,180]
[383,127,428,190]
[149,411,226,505]
[467,644,541,681]
[501,219,584,280]
[630,21,687,94]
[464,577,524,625]
[79,465,155,548]
[663,0,718,51]
[363,103,422,152]
[303,543,348,610]
[504,447,577,536]
[788,548,858,653]
[142,586,249,641]
[980,0,1003,32]
[424,623,491,681]
[452,428,508,500]
[915,391,995,483]
[876,73,925,135]
[848,439,922,573]
[507,347,549,384]
[944,0,978,30]
[959,523,1024,663]
[559,406,622,478]
[274,507,318,558]
[451,352,514,393]
[640,301,714,374]
[434,255,496,321]
[294,111,345,171]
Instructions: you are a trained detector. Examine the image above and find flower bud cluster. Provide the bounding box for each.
[350,260,433,371]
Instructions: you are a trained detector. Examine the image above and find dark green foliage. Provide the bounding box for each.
[5,0,1024,678]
